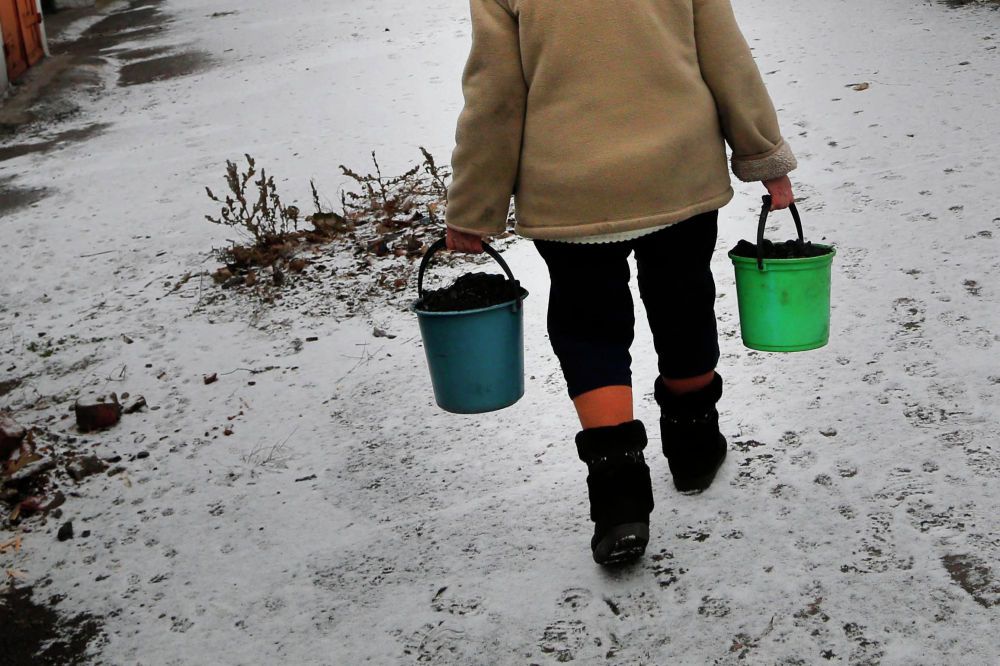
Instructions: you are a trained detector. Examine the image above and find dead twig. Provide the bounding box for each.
[338,343,384,381]
[167,272,196,295]
[242,427,295,467]
[106,365,127,382]
[219,366,278,376]
[0,533,23,554]
[5,569,26,584]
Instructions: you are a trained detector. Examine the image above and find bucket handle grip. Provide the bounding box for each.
[757,195,805,271]
[417,237,516,300]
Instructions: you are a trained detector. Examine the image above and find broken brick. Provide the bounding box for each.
[74,399,122,432]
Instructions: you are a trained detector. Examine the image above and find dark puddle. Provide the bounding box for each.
[0,176,52,217]
[87,5,162,34]
[59,0,169,59]
[0,586,105,664]
[55,0,213,87]
[64,25,165,59]
[114,45,173,62]
[83,2,169,38]
[118,51,214,87]
[0,123,111,162]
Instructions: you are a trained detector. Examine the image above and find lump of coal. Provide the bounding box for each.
[1,412,27,459]
[418,273,525,312]
[67,455,109,482]
[730,239,832,260]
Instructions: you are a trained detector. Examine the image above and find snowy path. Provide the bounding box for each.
[2,0,1000,663]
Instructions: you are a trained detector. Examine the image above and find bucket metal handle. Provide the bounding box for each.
[417,237,517,300]
[757,195,805,271]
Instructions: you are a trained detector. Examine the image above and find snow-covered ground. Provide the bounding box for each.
[2,0,1000,663]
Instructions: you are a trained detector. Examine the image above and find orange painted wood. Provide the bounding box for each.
[1,0,29,81]
[15,0,42,65]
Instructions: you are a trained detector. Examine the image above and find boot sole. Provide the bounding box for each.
[593,523,649,565]
[672,446,727,494]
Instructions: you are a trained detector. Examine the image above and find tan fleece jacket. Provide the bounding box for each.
[446,0,797,240]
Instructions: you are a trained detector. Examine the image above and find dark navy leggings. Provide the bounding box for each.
[534,211,720,399]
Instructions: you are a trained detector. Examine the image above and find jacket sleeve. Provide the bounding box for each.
[693,0,797,182]
[445,0,527,236]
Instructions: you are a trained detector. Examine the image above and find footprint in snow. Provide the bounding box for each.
[535,588,594,662]
[888,296,927,348]
[401,621,467,663]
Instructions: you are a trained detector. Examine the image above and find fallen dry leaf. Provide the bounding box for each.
[853,82,869,91]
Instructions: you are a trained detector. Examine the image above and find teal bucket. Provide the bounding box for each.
[413,239,528,414]
[728,198,835,352]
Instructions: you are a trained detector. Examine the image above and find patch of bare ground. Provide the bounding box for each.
[942,554,1000,607]
[0,176,51,217]
[940,0,1000,7]
[0,124,110,162]
[117,51,213,87]
[0,585,105,665]
[189,148,516,323]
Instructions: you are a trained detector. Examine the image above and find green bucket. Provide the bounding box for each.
[413,238,528,414]
[728,198,835,352]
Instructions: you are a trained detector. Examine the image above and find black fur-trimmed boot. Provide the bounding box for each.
[654,373,727,493]
[575,420,654,565]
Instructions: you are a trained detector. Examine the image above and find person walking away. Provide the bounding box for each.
[444,0,797,565]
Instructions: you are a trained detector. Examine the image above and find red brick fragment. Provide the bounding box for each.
[74,399,122,432]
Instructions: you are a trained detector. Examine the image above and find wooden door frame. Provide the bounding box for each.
[1,0,27,86]
[0,0,47,90]
[16,0,45,66]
